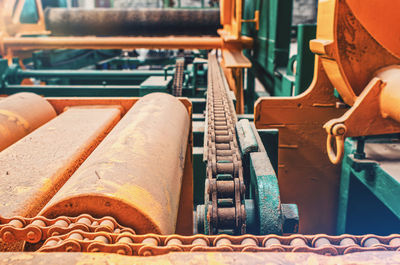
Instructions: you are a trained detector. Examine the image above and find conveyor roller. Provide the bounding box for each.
[0,93,56,151]
[45,8,220,36]
[40,93,190,235]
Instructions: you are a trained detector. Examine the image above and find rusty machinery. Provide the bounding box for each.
[0,0,399,264]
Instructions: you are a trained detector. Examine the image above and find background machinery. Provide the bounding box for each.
[0,0,399,263]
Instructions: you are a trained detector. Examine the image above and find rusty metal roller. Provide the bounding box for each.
[0,92,56,151]
[45,8,220,36]
[41,93,190,235]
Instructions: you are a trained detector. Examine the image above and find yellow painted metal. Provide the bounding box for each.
[222,49,251,68]
[310,0,400,106]
[377,66,400,123]
[311,0,400,164]
[346,0,400,59]
[219,0,258,40]
[0,0,49,36]
[40,93,190,235]
[0,36,252,66]
[0,92,56,151]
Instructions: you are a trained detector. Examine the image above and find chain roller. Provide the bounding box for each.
[0,214,135,244]
[1,216,399,256]
[205,54,246,235]
[172,58,185,97]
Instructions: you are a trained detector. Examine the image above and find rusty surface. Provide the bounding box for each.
[346,0,400,59]
[0,214,399,257]
[205,54,246,235]
[45,97,139,115]
[310,0,400,106]
[40,93,190,235]
[311,0,400,164]
[0,107,121,219]
[0,92,56,151]
[45,8,220,37]
[172,59,185,97]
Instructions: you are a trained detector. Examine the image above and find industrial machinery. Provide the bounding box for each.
[0,0,399,264]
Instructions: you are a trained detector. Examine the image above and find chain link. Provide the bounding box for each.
[205,54,246,235]
[1,215,399,256]
[172,58,185,97]
[0,214,135,244]
[1,54,398,257]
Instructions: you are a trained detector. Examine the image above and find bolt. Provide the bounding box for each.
[332,124,347,136]
[281,204,299,234]
[336,127,345,135]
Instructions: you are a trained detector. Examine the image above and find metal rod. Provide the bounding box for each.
[16,69,167,79]
[3,36,226,50]
[3,85,148,97]
[44,8,220,36]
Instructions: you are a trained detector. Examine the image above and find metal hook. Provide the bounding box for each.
[326,123,347,164]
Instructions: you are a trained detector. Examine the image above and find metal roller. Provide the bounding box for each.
[0,92,56,151]
[45,8,220,36]
[40,93,190,235]
[0,107,121,218]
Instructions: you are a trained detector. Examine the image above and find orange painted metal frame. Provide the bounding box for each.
[310,0,400,164]
[254,57,347,234]
[0,0,48,36]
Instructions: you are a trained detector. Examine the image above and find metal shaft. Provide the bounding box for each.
[40,93,190,235]
[0,107,121,218]
[44,8,220,36]
[377,65,400,123]
[15,69,166,79]
[0,92,56,151]
[3,36,227,50]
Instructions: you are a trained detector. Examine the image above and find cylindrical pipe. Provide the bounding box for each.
[3,36,225,50]
[377,65,400,123]
[4,85,143,97]
[40,93,190,234]
[45,8,220,36]
[0,92,56,151]
[16,69,166,79]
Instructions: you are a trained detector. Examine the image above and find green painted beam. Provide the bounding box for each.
[337,138,400,235]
